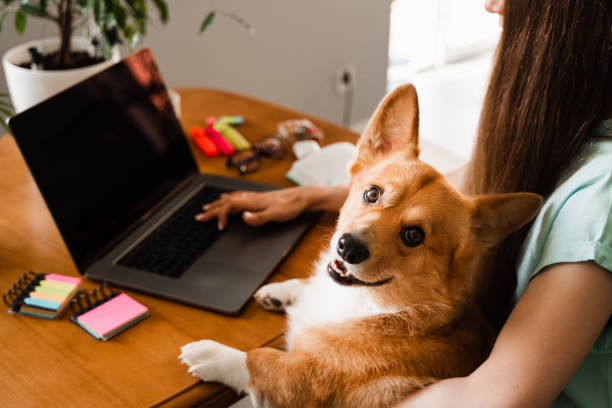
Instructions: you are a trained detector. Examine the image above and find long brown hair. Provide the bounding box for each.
[464,0,612,327]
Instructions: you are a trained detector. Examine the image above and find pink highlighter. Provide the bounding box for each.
[204,123,235,156]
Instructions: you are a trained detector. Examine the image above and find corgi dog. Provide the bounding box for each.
[179,84,543,408]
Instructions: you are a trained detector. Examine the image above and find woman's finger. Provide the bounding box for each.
[242,208,281,226]
[196,204,231,230]
[201,192,257,213]
[217,209,229,231]
[204,200,245,230]
[202,199,224,211]
[197,189,299,228]
[201,192,246,211]
[224,193,267,213]
[195,206,221,222]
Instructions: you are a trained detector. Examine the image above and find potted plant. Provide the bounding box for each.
[0,0,252,121]
[1,0,173,113]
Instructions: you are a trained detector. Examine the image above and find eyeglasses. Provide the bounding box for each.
[226,135,287,175]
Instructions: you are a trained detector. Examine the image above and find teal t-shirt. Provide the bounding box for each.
[515,119,612,407]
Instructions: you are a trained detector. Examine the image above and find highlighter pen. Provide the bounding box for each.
[205,125,235,156]
[189,126,219,157]
[218,115,244,125]
[215,122,251,150]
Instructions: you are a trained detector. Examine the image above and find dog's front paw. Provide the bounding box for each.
[179,340,249,393]
[254,279,305,313]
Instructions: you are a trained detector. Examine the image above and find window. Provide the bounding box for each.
[389,0,501,86]
[387,0,502,160]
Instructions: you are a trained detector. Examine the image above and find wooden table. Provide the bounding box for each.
[0,89,358,408]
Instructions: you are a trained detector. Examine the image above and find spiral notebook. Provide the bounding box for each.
[70,285,149,341]
[3,271,82,319]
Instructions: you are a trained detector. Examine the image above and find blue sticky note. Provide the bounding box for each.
[24,297,62,310]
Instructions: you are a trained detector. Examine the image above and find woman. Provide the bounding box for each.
[197,0,612,406]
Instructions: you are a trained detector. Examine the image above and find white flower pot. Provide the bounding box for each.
[3,37,120,113]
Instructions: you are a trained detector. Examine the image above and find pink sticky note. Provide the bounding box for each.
[45,274,82,285]
[77,293,148,336]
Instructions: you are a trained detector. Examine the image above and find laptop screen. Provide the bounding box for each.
[9,49,198,271]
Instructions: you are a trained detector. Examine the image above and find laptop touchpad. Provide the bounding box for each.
[195,216,311,271]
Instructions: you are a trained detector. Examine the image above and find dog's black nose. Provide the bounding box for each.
[337,233,370,264]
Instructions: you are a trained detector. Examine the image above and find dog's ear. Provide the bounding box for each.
[471,193,543,245]
[351,84,419,175]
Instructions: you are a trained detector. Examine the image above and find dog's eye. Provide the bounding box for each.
[402,226,425,247]
[363,185,382,204]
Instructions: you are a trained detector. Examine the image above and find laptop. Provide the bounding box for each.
[8,48,318,314]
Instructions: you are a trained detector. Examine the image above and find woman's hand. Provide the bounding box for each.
[195,185,348,230]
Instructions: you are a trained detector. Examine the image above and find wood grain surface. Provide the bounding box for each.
[0,88,358,408]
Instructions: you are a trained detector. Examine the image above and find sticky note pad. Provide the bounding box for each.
[45,274,82,285]
[74,293,149,341]
[4,272,81,319]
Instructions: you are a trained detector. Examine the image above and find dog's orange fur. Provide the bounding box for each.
[243,84,542,407]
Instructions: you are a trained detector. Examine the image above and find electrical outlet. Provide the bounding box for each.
[334,64,356,94]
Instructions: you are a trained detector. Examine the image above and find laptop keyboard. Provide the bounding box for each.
[117,185,229,278]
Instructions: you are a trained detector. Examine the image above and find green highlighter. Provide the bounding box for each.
[213,116,251,150]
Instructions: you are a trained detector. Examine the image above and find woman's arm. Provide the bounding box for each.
[399,260,612,408]
[195,185,348,229]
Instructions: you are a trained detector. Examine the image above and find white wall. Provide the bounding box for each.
[0,0,391,126]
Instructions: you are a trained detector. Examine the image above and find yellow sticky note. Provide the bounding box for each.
[39,279,75,291]
[34,284,72,297]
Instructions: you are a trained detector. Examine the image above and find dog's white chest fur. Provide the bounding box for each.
[284,254,395,347]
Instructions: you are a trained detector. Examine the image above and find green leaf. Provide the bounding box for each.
[199,11,215,34]
[81,0,94,12]
[18,3,45,17]
[14,8,25,34]
[0,94,13,132]
[123,0,136,15]
[112,3,125,27]
[121,23,133,37]
[0,106,14,133]
[93,0,105,25]
[134,17,145,36]
[97,28,111,59]
[0,118,11,134]
[152,0,167,24]
[121,24,136,48]
[129,0,145,19]
[2,0,17,5]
